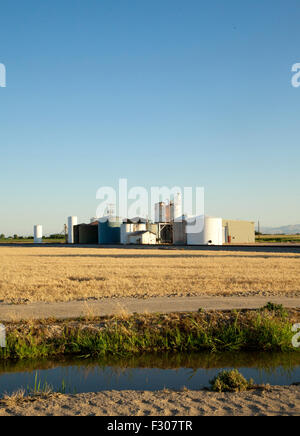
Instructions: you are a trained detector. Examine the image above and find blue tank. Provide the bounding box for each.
[98,218,122,244]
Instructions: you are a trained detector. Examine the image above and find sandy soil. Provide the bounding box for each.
[0,387,299,416]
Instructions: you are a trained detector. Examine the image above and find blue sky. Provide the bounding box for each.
[0,0,299,235]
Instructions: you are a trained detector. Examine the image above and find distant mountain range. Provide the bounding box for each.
[259,224,300,235]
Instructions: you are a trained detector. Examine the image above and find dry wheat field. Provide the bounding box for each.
[0,246,299,304]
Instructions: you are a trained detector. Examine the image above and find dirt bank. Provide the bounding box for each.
[0,386,299,416]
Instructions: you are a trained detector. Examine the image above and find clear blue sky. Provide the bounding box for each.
[0,0,299,235]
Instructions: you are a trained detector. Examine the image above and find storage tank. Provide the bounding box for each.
[73,225,80,244]
[170,193,182,221]
[68,216,78,244]
[204,217,223,245]
[120,223,134,245]
[187,217,223,245]
[98,218,122,244]
[155,202,169,223]
[79,224,99,244]
[34,225,43,244]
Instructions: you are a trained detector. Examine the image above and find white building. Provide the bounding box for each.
[120,219,148,245]
[128,230,157,245]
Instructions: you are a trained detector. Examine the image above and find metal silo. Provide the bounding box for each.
[68,216,78,244]
[98,218,122,244]
[121,222,134,245]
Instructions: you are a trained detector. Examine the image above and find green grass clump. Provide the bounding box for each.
[209,369,254,393]
[28,372,53,395]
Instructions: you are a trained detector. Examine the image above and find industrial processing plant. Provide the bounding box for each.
[34,198,255,246]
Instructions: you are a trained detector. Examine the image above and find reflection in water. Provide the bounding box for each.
[0,352,299,396]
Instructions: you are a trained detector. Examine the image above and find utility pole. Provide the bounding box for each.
[64,224,68,244]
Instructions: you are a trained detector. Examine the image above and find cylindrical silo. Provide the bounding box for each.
[68,216,78,244]
[120,223,133,245]
[34,225,43,244]
[203,217,223,245]
[78,224,98,244]
[98,218,122,244]
[187,216,223,245]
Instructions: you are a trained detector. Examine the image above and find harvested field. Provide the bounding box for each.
[0,247,300,304]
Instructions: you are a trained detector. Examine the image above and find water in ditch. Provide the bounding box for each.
[0,352,299,396]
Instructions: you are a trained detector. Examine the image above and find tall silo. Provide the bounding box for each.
[170,193,182,222]
[120,222,134,245]
[68,216,78,244]
[155,202,168,223]
[34,225,43,244]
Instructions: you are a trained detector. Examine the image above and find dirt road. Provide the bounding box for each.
[1,296,299,321]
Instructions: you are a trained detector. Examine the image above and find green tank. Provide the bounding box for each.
[98,218,122,244]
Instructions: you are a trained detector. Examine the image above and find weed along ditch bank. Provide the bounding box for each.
[0,306,300,415]
[1,306,299,361]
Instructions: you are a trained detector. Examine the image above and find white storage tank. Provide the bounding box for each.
[34,225,43,244]
[68,216,78,244]
[187,216,223,246]
[120,223,134,245]
[204,217,223,245]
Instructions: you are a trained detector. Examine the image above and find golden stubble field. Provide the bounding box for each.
[0,246,299,304]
